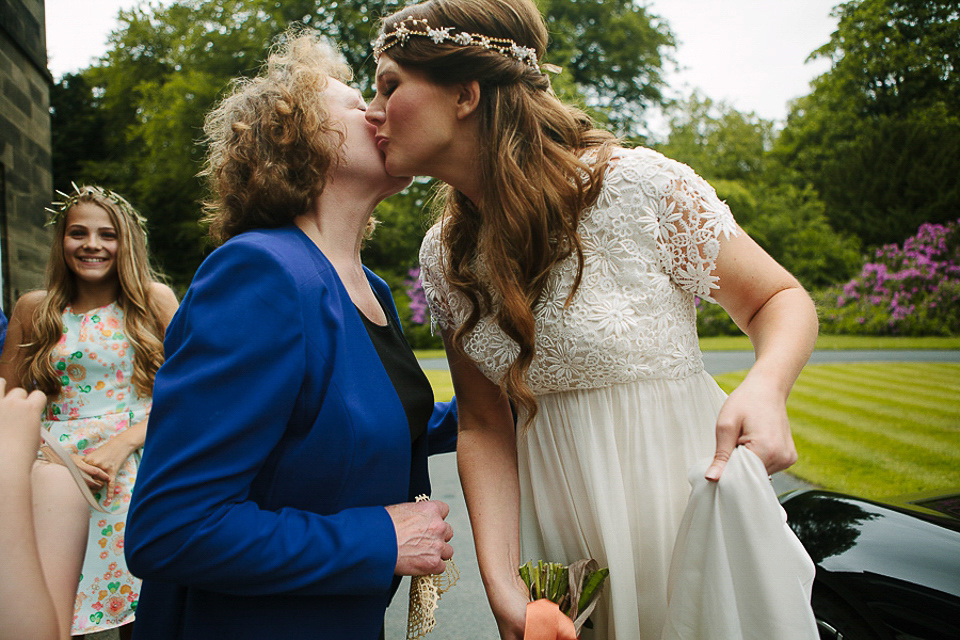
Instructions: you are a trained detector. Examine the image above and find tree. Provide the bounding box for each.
[53,0,676,292]
[655,94,861,288]
[540,0,675,136]
[655,93,774,183]
[773,0,960,248]
[50,73,109,196]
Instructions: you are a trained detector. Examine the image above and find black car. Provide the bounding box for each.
[780,488,960,640]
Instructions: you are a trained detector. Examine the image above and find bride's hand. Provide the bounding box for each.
[706,376,797,481]
[491,575,530,640]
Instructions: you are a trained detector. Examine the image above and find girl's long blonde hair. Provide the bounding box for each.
[378,0,618,425]
[18,187,168,399]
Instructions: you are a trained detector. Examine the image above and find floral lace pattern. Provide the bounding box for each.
[419,147,738,394]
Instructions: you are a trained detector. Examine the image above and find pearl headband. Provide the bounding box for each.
[373,17,542,74]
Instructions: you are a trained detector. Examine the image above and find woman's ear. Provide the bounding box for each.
[455,80,481,119]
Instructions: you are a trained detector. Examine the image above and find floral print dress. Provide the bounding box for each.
[44,302,146,633]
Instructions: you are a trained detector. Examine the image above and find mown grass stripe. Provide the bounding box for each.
[786,403,958,460]
[808,363,960,398]
[789,434,951,498]
[789,423,957,489]
[774,379,959,430]
[714,362,960,498]
[788,383,960,427]
[798,365,955,401]
[800,365,960,397]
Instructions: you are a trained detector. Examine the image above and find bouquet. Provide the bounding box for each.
[519,559,609,636]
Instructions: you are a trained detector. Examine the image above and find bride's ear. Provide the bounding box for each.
[455,80,481,119]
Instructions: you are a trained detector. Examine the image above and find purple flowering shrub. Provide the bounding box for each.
[405,267,429,325]
[410,220,960,339]
[818,219,960,336]
[402,267,442,348]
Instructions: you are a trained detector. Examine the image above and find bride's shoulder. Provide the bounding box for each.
[420,220,443,254]
[418,219,448,275]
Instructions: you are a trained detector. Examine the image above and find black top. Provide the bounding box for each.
[358,295,433,444]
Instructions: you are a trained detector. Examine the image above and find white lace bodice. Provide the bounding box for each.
[419,146,738,394]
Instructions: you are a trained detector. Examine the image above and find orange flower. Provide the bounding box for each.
[106,595,127,615]
[66,363,86,381]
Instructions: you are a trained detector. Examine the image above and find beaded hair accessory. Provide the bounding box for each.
[373,17,541,74]
[45,182,149,235]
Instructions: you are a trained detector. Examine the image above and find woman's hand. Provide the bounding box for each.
[386,499,454,576]
[489,574,530,640]
[38,446,110,489]
[81,435,139,505]
[80,419,147,506]
[705,374,797,481]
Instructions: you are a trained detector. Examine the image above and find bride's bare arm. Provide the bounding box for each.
[442,330,529,640]
[706,226,818,480]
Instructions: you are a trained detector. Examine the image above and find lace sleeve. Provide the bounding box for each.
[641,153,739,302]
[418,223,456,332]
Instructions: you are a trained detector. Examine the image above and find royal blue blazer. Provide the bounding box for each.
[126,226,457,639]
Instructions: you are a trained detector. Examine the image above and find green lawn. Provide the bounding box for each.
[714,362,960,499]
[424,369,455,402]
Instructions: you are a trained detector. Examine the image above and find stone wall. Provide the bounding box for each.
[0,0,53,313]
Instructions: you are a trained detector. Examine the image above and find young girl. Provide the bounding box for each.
[0,185,178,638]
[367,1,818,638]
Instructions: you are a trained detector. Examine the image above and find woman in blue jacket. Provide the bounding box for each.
[125,29,457,639]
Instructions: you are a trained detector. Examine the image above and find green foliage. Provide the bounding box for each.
[695,299,740,338]
[714,181,862,289]
[812,0,959,118]
[50,73,109,196]
[655,93,774,183]
[382,269,443,351]
[773,0,960,248]
[52,0,675,295]
[362,179,437,279]
[541,0,675,135]
[655,95,862,291]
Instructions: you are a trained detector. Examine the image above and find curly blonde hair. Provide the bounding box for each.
[377,0,618,426]
[19,188,168,399]
[201,28,354,244]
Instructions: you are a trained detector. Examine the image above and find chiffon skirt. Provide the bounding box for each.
[516,372,816,639]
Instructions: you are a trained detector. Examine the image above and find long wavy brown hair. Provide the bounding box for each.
[19,188,168,399]
[378,0,618,425]
[200,28,355,245]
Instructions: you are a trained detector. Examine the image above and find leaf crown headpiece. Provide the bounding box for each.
[45,182,149,235]
[373,17,542,74]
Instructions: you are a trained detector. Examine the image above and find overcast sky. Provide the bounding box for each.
[45,0,840,127]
